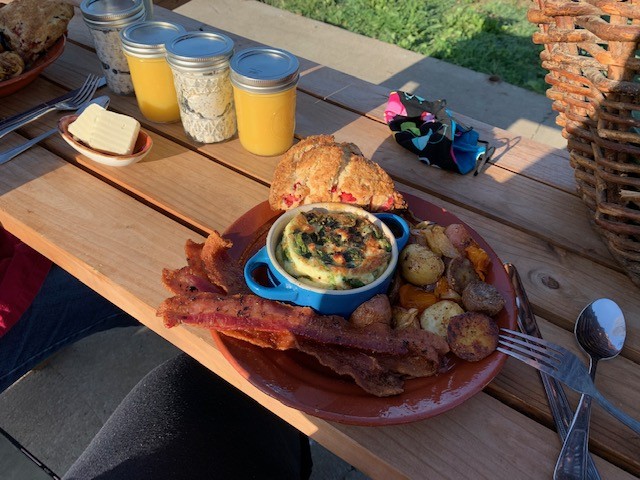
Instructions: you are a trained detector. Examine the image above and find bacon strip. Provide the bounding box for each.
[161,266,225,296]
[295,340,405,397]
[201,231,249,294]
[157,292,449,360]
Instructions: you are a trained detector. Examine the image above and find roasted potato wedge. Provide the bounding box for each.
[350,294,392,329]
[447,312,499,362]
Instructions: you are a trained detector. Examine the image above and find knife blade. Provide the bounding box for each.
[504,263,601,480]
[0,76,107,130]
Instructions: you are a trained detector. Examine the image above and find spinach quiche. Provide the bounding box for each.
[276,209,392,289]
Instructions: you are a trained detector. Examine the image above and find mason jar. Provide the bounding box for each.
[120,21,186,122]
[230,47,299,156]
[80,0,146,95]
[165,31,236,143]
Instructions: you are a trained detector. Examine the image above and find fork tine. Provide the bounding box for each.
[500,328,569,355]
[65,75,94,103]
[498,334,564,362]
[498,336,560,368]
[73,74,100,105]
[497,346,558,376]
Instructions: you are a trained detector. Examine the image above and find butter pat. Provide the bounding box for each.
[69,104,140,155]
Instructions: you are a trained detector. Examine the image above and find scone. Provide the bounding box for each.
[269,135,407,212]
[0,0,74,63]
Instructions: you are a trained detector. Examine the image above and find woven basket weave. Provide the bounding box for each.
[529,0,640,286]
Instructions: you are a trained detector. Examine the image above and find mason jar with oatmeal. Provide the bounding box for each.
[165,31,236,144]
[80,0,146,95]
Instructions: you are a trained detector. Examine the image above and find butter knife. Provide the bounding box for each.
[0,77,107,132]
[504,263,601,480]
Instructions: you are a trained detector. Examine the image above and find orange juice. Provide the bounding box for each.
[124,54,181,122]
[233,86,297,156]
[120,21,186,123]
[230,47,300,156]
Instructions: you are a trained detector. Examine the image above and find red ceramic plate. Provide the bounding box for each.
[0,36,66,98]
[212,192,517,425]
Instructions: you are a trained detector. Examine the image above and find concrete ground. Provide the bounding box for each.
[1,1,565,479]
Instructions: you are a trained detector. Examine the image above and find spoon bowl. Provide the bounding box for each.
[554,298,626,480]
[575,299,626,362]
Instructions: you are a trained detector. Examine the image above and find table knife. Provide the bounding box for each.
[0,77,107,130]
[504,263,601,480]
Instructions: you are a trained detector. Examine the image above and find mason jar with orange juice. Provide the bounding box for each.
[120,21,186,123]
[230,47,300,156]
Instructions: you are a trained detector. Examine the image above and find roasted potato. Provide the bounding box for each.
[462,281,505,316]
[447,312,499,362]
[399,243,445,286]
[419,300,465,338]
[446,255,479,293]
[444,223,474,254]
[350,294,392,329]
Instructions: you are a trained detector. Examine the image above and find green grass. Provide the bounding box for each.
[259,0,548,94]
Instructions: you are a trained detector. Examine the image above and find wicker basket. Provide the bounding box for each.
[529,0,640,286]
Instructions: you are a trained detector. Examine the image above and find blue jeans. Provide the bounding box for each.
[0,265,138,393]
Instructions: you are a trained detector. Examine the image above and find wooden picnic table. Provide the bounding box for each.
[0,4,638,479]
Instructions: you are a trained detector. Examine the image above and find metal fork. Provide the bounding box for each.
[0,74,102,139]
[498,328,640,435]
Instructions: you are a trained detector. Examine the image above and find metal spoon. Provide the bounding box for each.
[554,298,626,480]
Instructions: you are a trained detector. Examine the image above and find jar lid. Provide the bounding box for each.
[80,0,145,27]
[165,32,234,72]
[230,47,299,93]
[120,21,186,57]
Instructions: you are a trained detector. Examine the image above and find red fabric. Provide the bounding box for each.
[0,228,52,337]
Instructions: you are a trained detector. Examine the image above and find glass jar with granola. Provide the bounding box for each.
[80,0,146,95]
[165,31,236,144]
